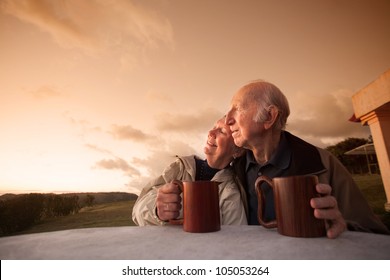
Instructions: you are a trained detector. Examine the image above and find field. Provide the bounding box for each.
[17,200,137,235]
[352,174,390,229]
[10,174,390,236]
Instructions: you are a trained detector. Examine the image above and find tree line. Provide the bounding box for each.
[325,136,377,175]
[0,193,91,236]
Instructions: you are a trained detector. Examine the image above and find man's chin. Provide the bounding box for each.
[233,138,244,148]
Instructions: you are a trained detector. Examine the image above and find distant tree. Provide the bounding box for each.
[326,137,374,174]
[61,195,80,215]
[0,193,80,236]
[0,193,45,235]
[84,194,95,207]
[326,137,368,161]
[45,194,80,217]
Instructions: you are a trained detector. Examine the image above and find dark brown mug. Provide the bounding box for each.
[170,180,221,233]
[255,175,326,238]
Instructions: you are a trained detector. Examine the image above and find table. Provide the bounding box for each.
[0,225,389,259]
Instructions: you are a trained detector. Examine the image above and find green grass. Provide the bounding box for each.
[17,200,136,235]
[9,175,390,236]
[352,174,390,230]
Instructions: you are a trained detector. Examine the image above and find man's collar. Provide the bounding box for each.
[245,131,291,171]
[245,150,257,172]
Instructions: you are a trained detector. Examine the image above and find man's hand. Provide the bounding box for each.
[156,180,182,221]
[310,183,347,239]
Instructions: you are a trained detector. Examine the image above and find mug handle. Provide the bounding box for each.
[168,180,184,225]
[255,175,277,228]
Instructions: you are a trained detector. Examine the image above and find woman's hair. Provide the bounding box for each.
[241,80,290,130]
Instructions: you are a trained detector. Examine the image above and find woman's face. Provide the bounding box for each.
[204,117,238,169]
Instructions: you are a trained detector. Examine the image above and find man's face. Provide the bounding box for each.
[225,89,262,149]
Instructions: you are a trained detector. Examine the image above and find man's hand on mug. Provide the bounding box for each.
[310,183,347,239]
[156,181,182,221]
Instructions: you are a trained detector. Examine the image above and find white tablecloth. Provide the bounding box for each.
[1,225,389,259]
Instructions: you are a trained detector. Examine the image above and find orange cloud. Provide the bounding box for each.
[1,0,174,68]
[109,124,152,142]
[94,157,140,177]
[287,89,370,146]
[155,107,222,133]
[28,85,63,99]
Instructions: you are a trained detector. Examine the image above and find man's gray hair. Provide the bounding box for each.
[241,80,290,130]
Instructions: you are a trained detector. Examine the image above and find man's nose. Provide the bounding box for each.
[225,110,234,125]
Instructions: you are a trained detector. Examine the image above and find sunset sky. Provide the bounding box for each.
[1,0,389,195]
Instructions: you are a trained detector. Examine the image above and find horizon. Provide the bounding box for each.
[0,189,138,196]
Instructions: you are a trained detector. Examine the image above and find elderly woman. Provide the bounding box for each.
[132,117,247,226]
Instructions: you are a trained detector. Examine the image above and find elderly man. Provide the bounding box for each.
[225,80,389,238]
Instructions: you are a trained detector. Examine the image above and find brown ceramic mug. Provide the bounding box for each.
[170,180,221,233]
[255,175,326,238]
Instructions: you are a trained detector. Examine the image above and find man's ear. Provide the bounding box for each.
[264,105,279,130]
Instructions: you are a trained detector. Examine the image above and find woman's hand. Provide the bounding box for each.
[156,180,182,221]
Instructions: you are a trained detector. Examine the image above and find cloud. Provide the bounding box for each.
[109,124,153,142]
[117,108,222,192]
[63,113,102,137]
[94,157,140,177]
[89,137,198,194]
[1,0,96,51]
[86,143,144,180]
[69,109,217,194]
[125,140,198,194]
[287,89,370,147]
[155,107,222,133]
[28,85,63,99]
[85,143,113,156]
[133,140,197,175]
[1,0,174,67]
[145,90,174,104]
